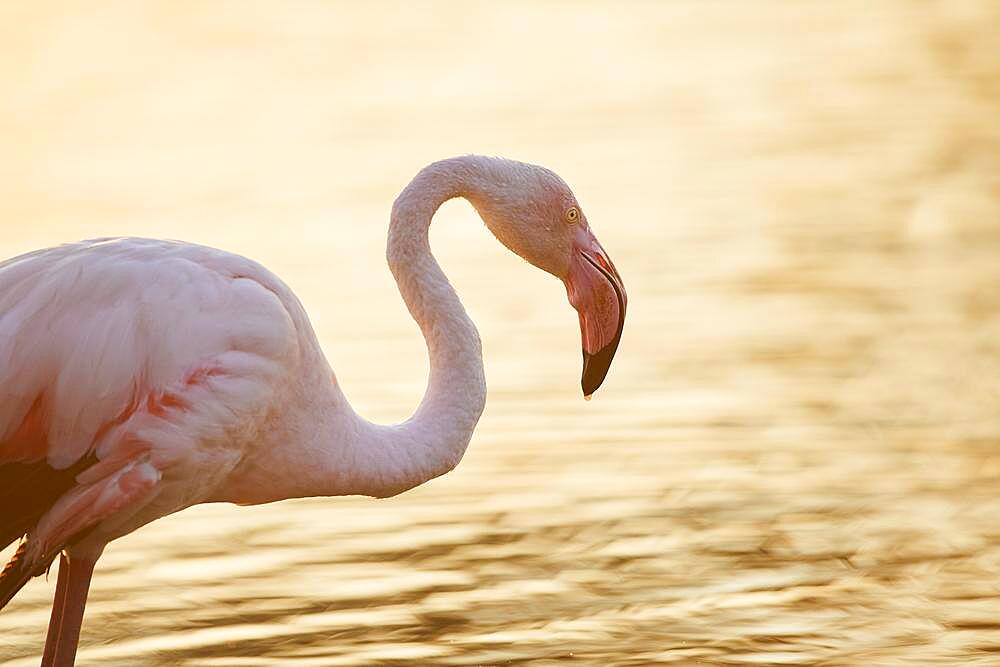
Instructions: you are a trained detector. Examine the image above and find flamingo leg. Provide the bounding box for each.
[39,552,98,667]
[40,553,72,667]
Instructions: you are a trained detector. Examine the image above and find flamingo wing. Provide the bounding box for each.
[0,238,301,604]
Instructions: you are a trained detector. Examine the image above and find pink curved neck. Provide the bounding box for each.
[209,158,502,504]
[348,157,489,496]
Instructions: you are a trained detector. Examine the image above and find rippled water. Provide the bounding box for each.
[2,2,1000,665]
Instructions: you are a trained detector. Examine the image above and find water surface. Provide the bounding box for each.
[2,2,1000,664]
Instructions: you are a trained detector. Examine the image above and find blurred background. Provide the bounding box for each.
[2,1,1000,665]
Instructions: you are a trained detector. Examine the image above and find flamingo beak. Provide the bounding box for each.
[563,226,627,398]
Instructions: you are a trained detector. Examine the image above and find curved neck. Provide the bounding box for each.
[349,157,489,497]
[211,158,522,505]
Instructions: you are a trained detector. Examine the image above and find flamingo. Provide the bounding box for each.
[0,155,626,666]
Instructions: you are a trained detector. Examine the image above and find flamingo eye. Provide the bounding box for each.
[566,207,580,223]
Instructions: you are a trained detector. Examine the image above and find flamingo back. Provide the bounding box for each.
[0,238,303,604]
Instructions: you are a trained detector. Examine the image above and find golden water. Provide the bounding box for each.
[2,2,1000,664]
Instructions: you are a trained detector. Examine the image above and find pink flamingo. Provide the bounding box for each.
[0,156,626,666]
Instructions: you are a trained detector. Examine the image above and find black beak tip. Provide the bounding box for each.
[581,343,618,397]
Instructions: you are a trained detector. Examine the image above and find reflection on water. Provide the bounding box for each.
[2,1,1000,665]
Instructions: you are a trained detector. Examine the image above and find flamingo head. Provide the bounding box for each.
[468,159,627,398]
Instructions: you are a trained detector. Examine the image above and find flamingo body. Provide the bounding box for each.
[0,239,305,575]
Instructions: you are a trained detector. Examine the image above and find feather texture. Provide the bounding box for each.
[0,238,302,602]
